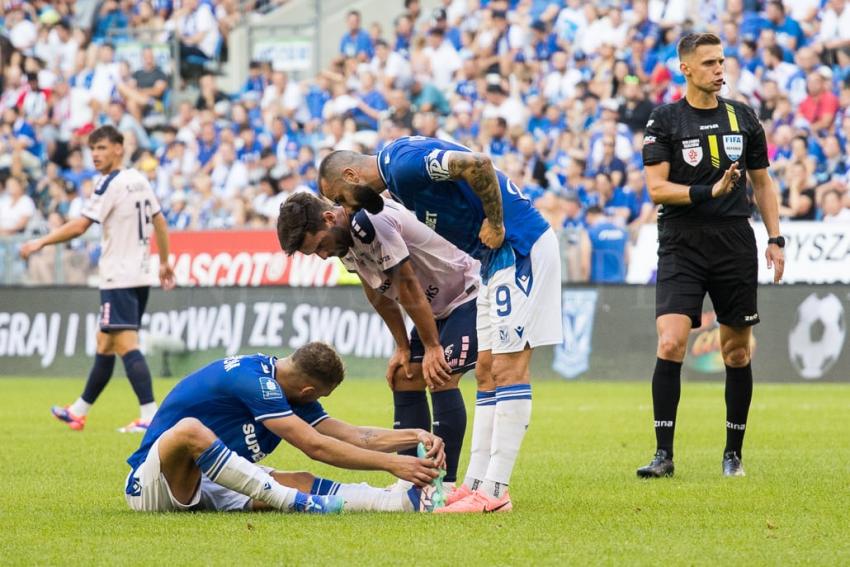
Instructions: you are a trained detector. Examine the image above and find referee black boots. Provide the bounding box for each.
[722,451,746,477]
[636,449,675,478]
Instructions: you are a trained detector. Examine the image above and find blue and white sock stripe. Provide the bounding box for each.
[496,384,532,402]
[196,439,233,482]
[475,390,497,407]
[311,477,341,495]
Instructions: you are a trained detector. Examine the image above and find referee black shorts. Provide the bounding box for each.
[655,218,759,329]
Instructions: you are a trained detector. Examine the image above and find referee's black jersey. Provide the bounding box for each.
[641,96,770,223]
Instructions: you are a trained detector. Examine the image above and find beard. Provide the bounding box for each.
[353,185,384,214]
[328,226,354,257]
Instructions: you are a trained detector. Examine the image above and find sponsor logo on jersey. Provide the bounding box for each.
[643,136,656,145]
[723,134,743,161]
[682,146,703,167]
[682,139,700,148]
[425,150,451,182]
[699,123,719,130]
[243,423,266,462]
[259,376,283,400]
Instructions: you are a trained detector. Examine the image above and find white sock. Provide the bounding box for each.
[481,384,532,498]
[197,440,299,511]
[140,402,157,421]
[335,482,413,512]
[462,390,496,490]
[69,398,92,417]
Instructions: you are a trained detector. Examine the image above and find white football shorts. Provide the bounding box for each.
[477,228,564,354]
[124,438,259,512]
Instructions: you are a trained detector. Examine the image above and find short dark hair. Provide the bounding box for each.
[89,125,123,146]
[317,149,359,187]
[677,32,722,60]
[765,45,783,61]
[276,191,332,255]
[292,342,345,387]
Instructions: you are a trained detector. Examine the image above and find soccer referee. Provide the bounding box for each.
[637,33,785,478]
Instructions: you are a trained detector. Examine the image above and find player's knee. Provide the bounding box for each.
[474,353,495,389]
[172,417,214,451]
[490,358,527,387]
[391,366,425,391]
[723,346,751,368]
[657,336,686,361]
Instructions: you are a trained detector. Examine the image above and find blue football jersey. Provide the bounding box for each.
[376,136,550,278]
[127,354,328,470]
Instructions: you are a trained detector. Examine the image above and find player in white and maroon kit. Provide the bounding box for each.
[21,125,176,433]
[277,192,484,487]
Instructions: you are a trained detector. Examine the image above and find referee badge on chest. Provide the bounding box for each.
[723,135,743,161]
[681,139,703,167]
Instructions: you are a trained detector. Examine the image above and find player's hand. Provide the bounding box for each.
[159,263,176,290]
[422,344,452,389]
[479,218,505,249]
[386,345,412,389]
[711,162,741,198]
[19,239,43,260]
[766,243,785,283]
[417,430,446,470]
[388,455,440,487]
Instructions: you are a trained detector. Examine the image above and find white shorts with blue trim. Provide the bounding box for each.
[124,438,262,512]
[476,228,563,354]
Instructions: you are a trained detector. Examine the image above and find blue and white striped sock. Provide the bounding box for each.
[196,439,301,511]
[310,477,341,495]
[462,390,497,490]
[481,384,532,498]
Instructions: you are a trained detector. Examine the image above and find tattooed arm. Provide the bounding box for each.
[315,418,445,464]
[446,151,506,248]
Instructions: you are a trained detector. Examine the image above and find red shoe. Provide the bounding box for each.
[433,489,512,514]
[51,405,86,431]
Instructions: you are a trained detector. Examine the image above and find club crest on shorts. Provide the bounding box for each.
[723,135,743,161]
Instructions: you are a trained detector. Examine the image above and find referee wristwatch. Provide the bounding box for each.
[767,236,786,248]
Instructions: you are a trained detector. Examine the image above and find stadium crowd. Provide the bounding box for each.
[1,0,850,284]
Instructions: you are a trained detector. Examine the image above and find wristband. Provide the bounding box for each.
[689,184,713,204]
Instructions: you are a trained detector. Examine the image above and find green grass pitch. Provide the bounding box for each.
[1,376,849,565]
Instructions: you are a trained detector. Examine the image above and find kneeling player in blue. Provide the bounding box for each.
[124,343,445,513]
[277,192,483,490]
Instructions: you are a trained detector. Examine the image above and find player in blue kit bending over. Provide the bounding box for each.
[124,342,445,513]
[319,136,564,513]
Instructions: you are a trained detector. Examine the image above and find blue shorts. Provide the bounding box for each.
[99,287,150,332]
[409,298,477,375]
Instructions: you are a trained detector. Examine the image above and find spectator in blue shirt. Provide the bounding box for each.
[340,10,374,61]
[487,117,513,157]
[351,71,388,131]
[61,149,98,190]
[530,20,559,62]
[581,205,629,283]
[166,192,193,230]
[766,0,806,51]
[393,14,413,56]
[241,61,268,97]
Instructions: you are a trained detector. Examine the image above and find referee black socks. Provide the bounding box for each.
[724,363,753,457]
[652,358,682,458]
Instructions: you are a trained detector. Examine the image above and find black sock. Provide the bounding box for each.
[393,391,431,458]
[430,388,467,483]
[652,358,682,458]
[724,363,753,457]
[81,353,116,404]
[122,350,155,405]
